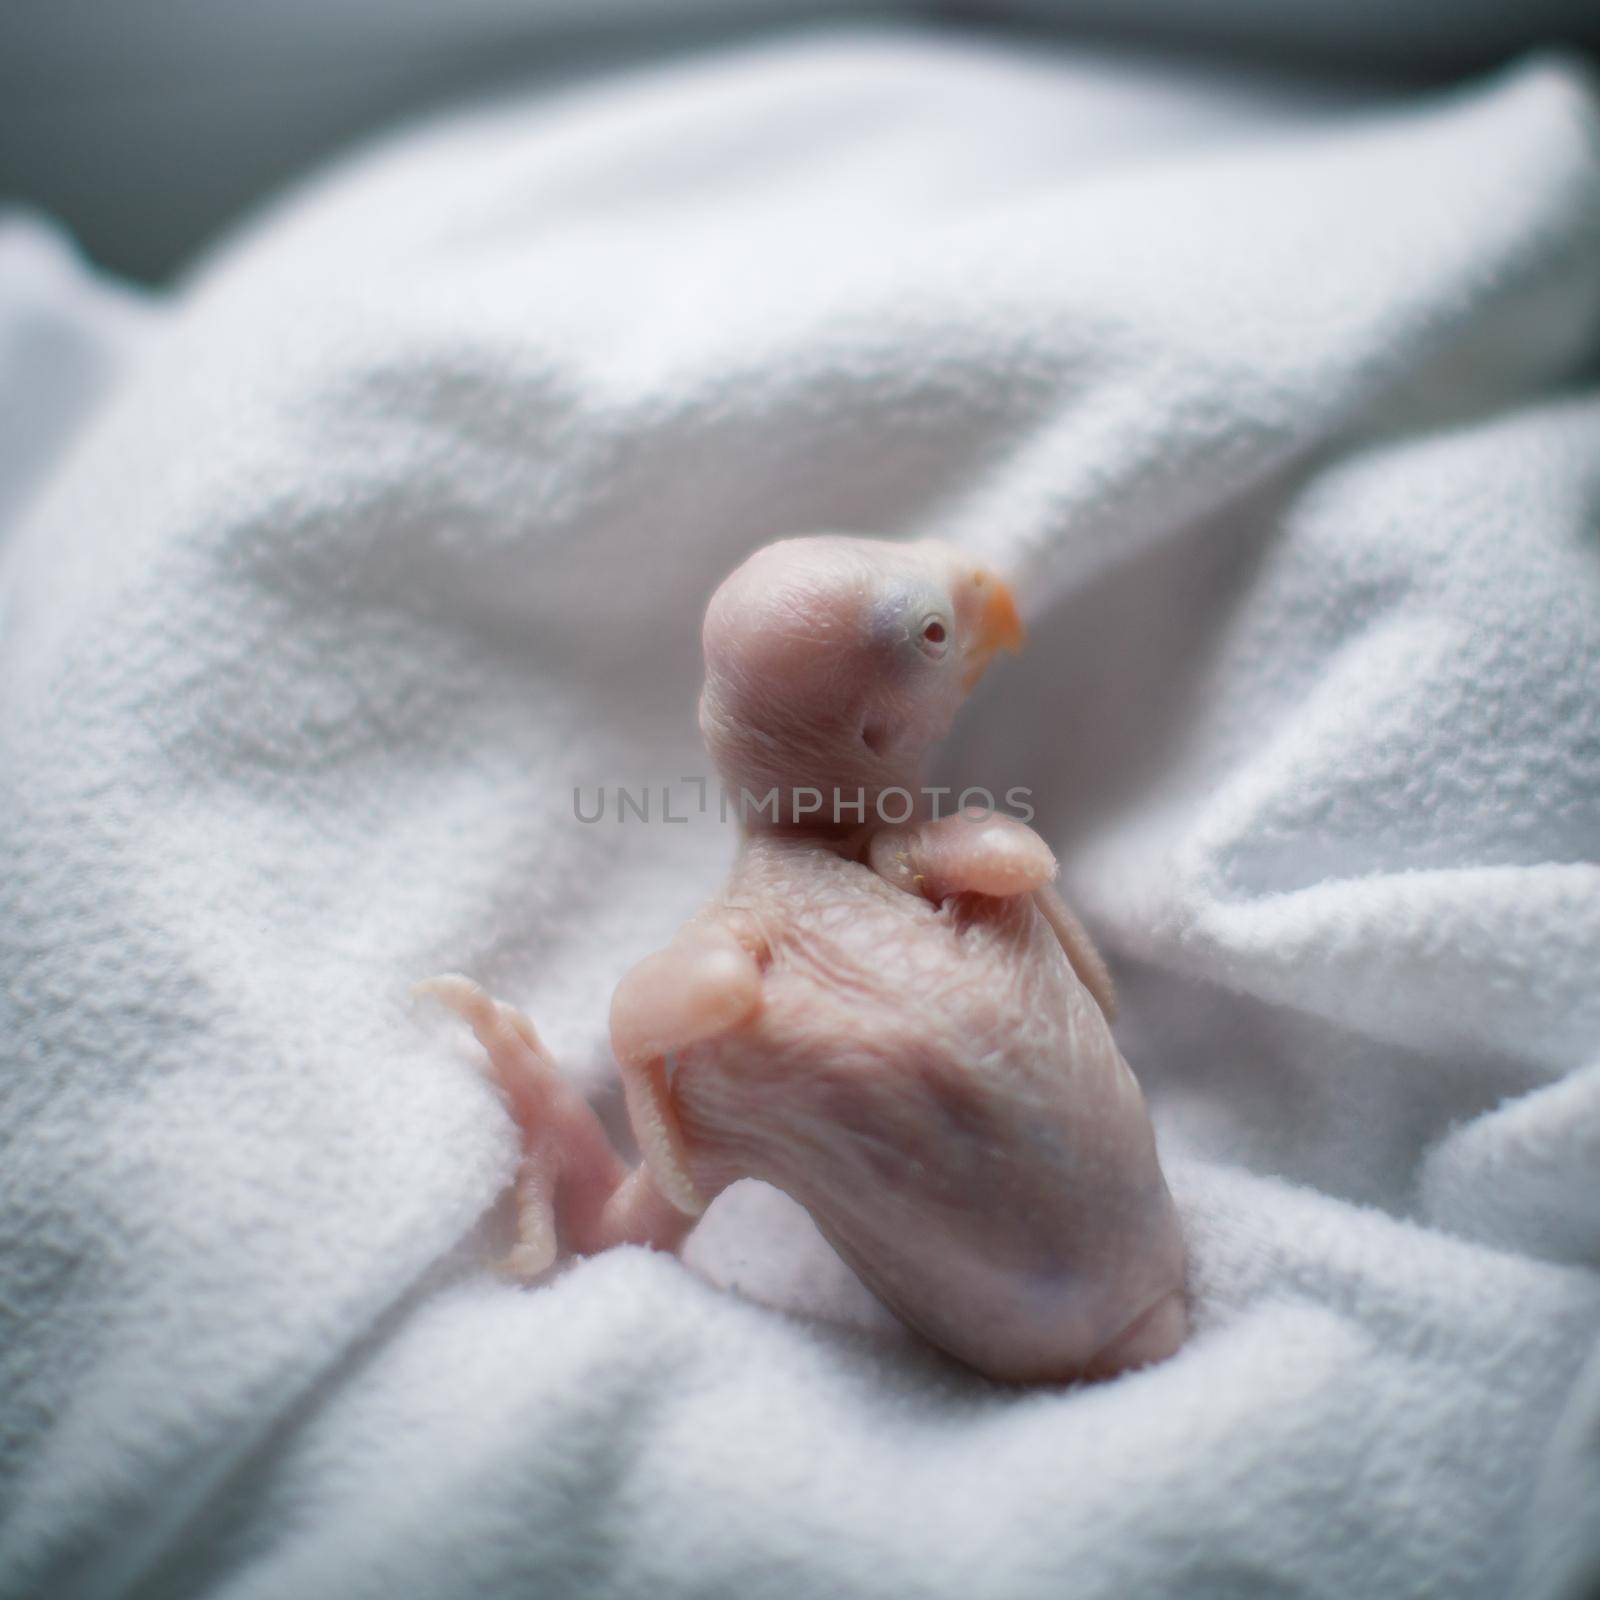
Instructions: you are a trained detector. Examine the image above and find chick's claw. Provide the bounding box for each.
[416,975,694,1268]
[500,1163,558,1285]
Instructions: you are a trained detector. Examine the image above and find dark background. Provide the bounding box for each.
[4,0,1600,284]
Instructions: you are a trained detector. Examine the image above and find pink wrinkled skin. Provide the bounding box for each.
[421,535,1187,1383]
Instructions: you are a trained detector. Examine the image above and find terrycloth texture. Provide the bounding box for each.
[3,28,1600,1600]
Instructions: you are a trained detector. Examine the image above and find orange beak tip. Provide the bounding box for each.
[958,573,1026,690]
[980,576,1026,654]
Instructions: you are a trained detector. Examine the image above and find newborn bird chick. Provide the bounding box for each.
[421,536,1187,1382]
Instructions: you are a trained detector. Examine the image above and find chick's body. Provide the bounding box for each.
[674,832,1186,1382]
[423,534,1187,1383]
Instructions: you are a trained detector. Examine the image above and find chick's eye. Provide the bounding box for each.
[916,615,950,658]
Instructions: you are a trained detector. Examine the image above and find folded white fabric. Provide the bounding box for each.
[2,28,1598,1600]
[0,212,157,531]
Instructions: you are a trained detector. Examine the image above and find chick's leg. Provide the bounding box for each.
[609,918,764,1221]
[416,975,692,1272]
[868,811,1116,1020]
[1030,882,1117,1023]
[869,808,1057,899]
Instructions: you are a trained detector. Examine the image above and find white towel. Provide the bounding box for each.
[2,28,1598,1600]
[0,212,156,527]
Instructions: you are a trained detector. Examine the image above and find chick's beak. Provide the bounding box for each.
[962,570,1026,689]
